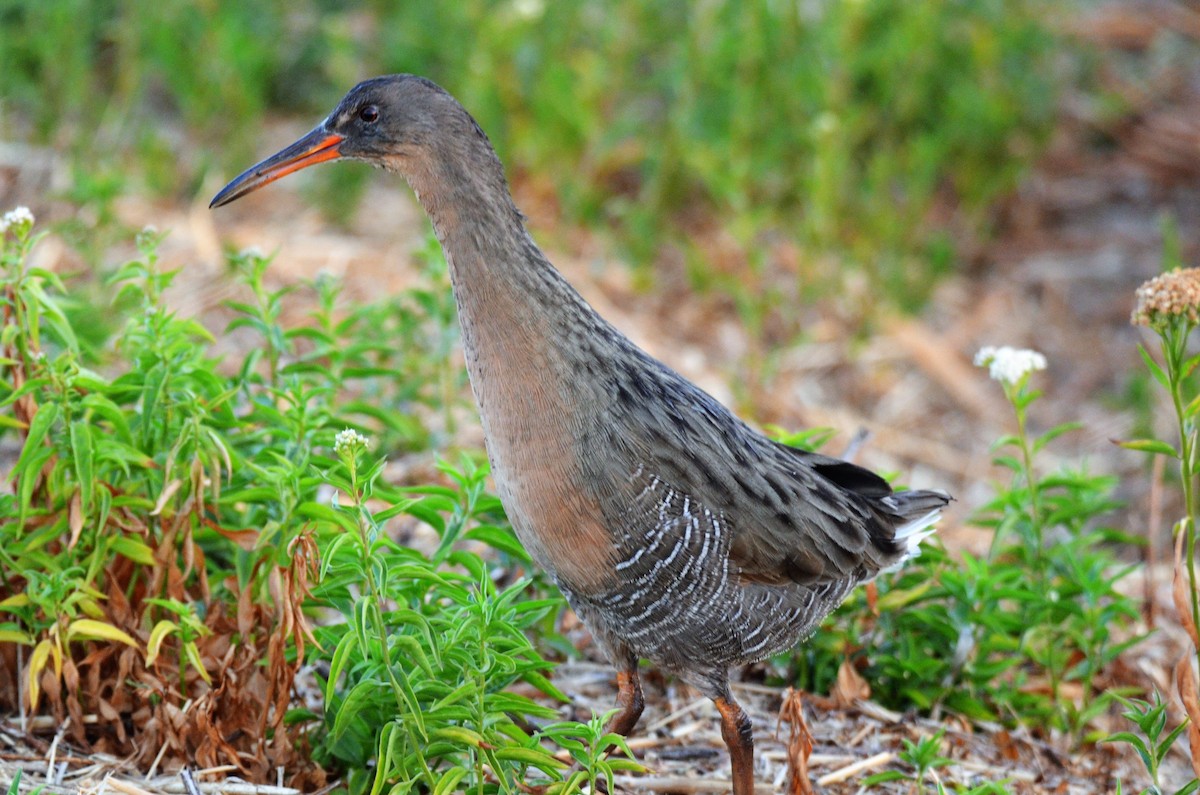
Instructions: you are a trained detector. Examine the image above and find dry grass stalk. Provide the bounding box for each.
[776,687,814,795]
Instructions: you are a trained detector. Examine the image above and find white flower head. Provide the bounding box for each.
[813,112,839,136]
[135,225,162,254]
[239,245,265,261]
[334,427,369,455]
[974,345,1047,385]
[512,0,544,18]
[0,206,34,235]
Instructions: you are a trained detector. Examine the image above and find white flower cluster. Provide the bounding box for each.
[0,206,34,234]
[334,427,369,454]
[974,345,1047,385]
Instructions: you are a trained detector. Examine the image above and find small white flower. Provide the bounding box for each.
[334,427,369,455]
[512,0,544,18]
[974,345,1047,385]
[135,226,161,252]
[0,206,34,234]
[813,112,839,136]
[239,245,265,261]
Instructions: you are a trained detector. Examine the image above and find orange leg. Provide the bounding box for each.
[605,667,645,738]
[715,695,755,795]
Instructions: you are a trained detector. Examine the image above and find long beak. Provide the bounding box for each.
[209,127,345,208]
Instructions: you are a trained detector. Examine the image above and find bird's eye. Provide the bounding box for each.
[359,105,379,123]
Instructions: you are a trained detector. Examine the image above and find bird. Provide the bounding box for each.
[211,75,951,794]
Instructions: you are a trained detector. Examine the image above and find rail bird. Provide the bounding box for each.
[211,75,950,794]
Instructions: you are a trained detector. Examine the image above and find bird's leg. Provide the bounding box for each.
[554,662,642,795]
[604,664,644,738]
[715,694,755,795]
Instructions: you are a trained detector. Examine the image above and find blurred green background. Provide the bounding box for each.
[0,0,1061,316]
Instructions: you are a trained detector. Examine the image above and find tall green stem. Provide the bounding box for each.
[1009,388,1060,705]
[346,452,435,790]
[1165,325,1200,675]
[1013,401,1043,549]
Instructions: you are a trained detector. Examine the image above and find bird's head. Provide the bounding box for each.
[210,75,466,208]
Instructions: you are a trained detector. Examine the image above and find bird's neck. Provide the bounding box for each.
[403,138,630,591]
[400,125,659,593]
[403,139,603,362]
[402,137,613,417]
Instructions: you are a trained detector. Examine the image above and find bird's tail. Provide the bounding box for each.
[881,489,952,564]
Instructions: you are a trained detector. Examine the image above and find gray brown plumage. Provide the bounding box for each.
[211,75,951,794]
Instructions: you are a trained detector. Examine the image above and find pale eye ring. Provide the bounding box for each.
[359,105,379,123]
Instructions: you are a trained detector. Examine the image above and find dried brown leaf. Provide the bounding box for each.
[831,659,871,709]
[777,687,815,795]
[1174,529,1200,648]
[68,490,83,549]
[206,519,260,550]
[152,478,182,516]
[1176,656,1200,780]
[994,729,1021,762]
[865,581,879,616]
[237,585,255,639]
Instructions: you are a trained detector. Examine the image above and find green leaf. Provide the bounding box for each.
[430,726,486,747]
[391,635,435,680]
[12,401,59,484]
[0,624,33,645]
[331,679,387,744]
[27,281,79,351]
[861,771,908,785]
[296,501,359,533]
[66,618,138,647]
[1174,780,1200,795]
[432,768,468,795]
[465,525,531,561]
[0,376,51,408]
[1159,721,1191,765]
[17,444,56,530]
[183,641,212,683]
[1116,438,1178,457]
[0,414,28,429]
[112,535,157,566]
[877,581,934,611]
[326,631,360,704]
[69,420,95,515]
[145,620,179,665]
[81,393,133,441]
[493,746,568,774]
[1138,344,1170,389]
[0,594,31,611]
[522,671,569,703]
[373,499,419,522]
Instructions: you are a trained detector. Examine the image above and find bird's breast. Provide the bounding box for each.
[456,297,621,595]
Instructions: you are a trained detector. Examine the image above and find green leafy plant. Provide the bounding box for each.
[0,215,641,788]
[780,346,1141,740]
[862,728,951,793]
[1118,219,1200,790]
[538,709,644,795]
[6,769,45,795]
[144,597,214,688]
[1107,691,1198,795]
[2,1,1060,320]
[308,427,638,794]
